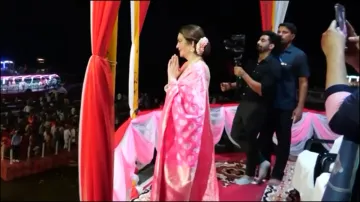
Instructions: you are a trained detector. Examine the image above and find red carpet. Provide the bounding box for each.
[132,153,267,201]
[219,184,266,201]
[215,153,267,201]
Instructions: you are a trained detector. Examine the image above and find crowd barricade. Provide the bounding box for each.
[1,138,77,181]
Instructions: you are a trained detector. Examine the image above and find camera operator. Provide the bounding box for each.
[220,31,281,185]
[321,20,359,201]
[257,23,310,186]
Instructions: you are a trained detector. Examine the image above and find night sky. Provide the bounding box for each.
[1,0,359,97]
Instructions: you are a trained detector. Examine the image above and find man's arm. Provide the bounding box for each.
[325,47,348,89]
[241,74,262,95]
[322,38,353,121]
[232,60,253,90]
[297,78,308,108]
[295,52,311,109]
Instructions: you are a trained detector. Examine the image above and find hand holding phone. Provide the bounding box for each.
[335,3,347,36]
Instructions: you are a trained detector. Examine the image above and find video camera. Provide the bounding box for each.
[223,34,246,66]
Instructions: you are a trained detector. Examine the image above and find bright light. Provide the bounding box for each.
[347,75,360,82]
[0,60,14,64]
[37,58,45,63]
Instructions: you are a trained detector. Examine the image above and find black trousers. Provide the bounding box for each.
[230,101,267,177]
[258,108,293,180]
[12,145,21,160]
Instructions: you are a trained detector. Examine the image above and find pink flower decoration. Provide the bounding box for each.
[196,37,209,56]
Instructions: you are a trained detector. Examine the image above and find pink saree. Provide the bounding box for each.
[151,60,219,201]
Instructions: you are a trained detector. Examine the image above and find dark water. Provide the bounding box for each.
[1,166,79,201]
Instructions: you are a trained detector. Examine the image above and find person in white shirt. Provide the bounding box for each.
[43,128,52,149]
[63,124,71,149]
[23,105,32,113]
[70,108,76,116]
[70,126,77,144]
[57,110,65,121]
[23,100,33,113]
[51,123,57,137]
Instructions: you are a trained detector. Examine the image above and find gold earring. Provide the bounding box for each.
[191,49,194,52]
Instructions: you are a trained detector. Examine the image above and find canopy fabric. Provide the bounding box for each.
[128,1,150,118]
[260,1,289,32]
[78,1,121,201]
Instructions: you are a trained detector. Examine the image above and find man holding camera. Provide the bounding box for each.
[220,31,281,184]
[258,23,310,186]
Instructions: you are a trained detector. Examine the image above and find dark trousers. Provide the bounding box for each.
[12,145,21,160]
[230,101,267,177]
[258,108,293,180]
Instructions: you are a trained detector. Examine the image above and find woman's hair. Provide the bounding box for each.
[179,24,211,57]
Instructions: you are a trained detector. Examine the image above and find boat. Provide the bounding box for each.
[0,60,61,95]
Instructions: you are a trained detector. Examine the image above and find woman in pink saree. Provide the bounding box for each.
[150,24,219,201]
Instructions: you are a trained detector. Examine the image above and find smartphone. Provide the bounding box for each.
[335,3,347,36]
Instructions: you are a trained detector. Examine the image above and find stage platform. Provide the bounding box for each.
[1,149,77,181]
[131,153,301,201]
[112,103,335,201]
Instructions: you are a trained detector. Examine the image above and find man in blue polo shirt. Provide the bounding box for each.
[257,22,310,185]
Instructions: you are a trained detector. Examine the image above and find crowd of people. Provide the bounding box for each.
[0,86,231,163]
[0,90,224,161]
[1,92,79,162]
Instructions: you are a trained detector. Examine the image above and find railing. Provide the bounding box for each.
[1,139,76,165]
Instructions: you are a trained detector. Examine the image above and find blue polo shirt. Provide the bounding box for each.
[274,44,310,110]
